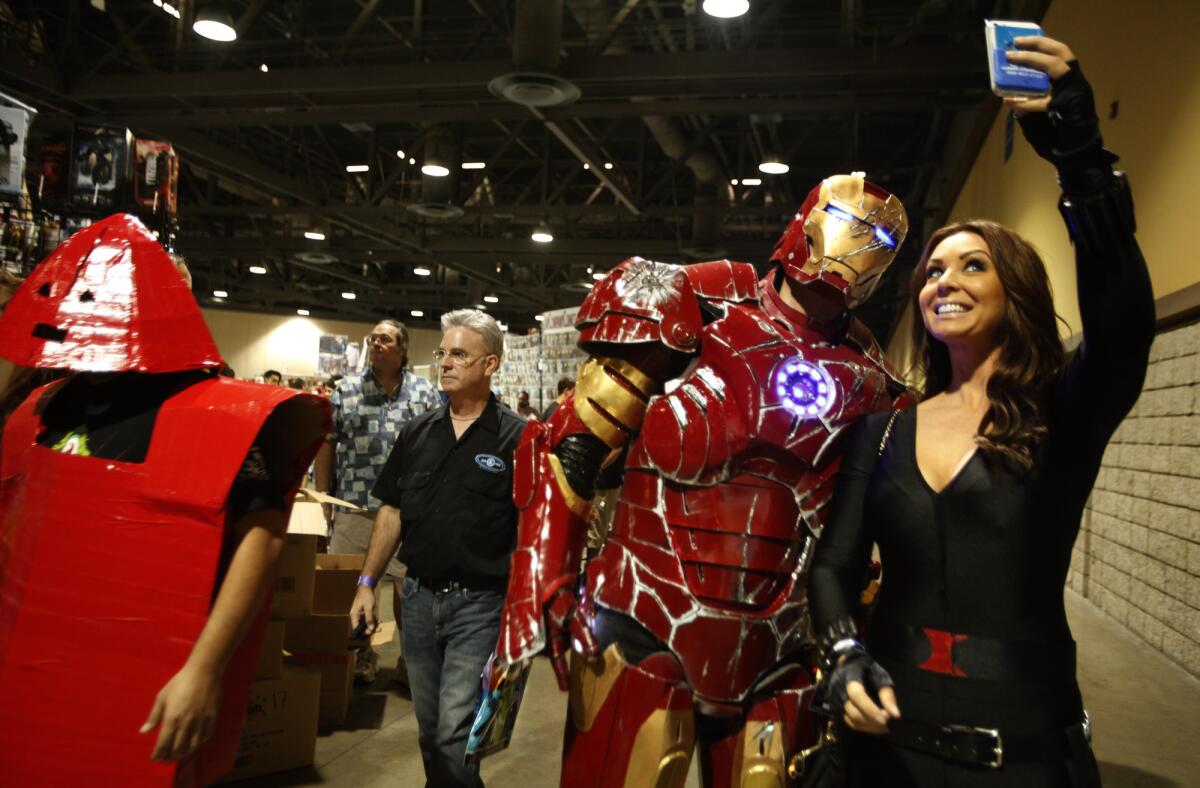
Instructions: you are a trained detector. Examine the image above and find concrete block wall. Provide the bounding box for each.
[1069,320,1200,678]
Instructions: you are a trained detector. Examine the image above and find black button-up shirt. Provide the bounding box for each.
[371,394,525,587]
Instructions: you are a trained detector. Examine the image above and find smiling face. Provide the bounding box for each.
[918,231,1008,350]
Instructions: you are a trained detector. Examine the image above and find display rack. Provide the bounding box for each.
[493,305,588,413]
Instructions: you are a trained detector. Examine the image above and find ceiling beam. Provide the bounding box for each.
[70,46,983,100]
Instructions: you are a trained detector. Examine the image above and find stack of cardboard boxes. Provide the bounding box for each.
[219,490,372,783]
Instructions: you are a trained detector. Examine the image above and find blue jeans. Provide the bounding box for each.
[399,576,503,788]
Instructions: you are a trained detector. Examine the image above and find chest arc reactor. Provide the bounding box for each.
[773,356,836,419]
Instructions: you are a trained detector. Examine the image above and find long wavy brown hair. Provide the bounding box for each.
[908,220,1067,471]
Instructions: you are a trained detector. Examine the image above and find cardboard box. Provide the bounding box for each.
[314,553,364,615]
[270,534,316,619]
[217,664,320,783]
[284,613,351,655]
[288,651,354,728]
[255,620,285,680]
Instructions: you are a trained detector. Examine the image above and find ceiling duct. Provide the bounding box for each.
[566,0,724,246]
[408,129,465,220]
[489,0,581,108]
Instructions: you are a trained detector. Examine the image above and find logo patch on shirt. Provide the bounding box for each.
[475,454,507,473]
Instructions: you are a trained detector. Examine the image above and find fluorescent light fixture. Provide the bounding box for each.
[702,0,750,19]
[730,178,739,185]
[212,289,228,298]
[341,291,357,300]
[592,272,606,281]
[259,63,269,73]
[741,177,763,186]
[483,295,499,304]
[759,159,789,175]
[248,265,268,275]
[413,266,432,276]
[303,230,325,241]
[461,162,486,170]
[396,149,406,159]
[297,308,310,316]
[193,7,237,41]
[603,162,614,170]
[345,164,370,173]
[421,163,449,177]
[535,315,544,322]
[410,309,425,317]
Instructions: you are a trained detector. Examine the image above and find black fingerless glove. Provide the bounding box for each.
[1017,60,1118,192]
[811,617,894,719]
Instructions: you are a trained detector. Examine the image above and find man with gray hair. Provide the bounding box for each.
[351,309,524,788]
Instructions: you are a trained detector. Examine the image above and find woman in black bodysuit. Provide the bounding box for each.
[808,37,1155,787]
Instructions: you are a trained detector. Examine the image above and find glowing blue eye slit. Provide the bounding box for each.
[825,206,858,223]
[874,225,896,248]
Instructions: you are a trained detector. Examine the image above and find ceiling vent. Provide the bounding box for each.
[407,202,465,220]
[294,251,339,265]
[488,72,580,108]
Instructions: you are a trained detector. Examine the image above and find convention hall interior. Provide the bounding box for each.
[0,0,1197,786]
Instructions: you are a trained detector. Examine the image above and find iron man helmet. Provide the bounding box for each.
[0,213,224,373]
[770,173,909,309]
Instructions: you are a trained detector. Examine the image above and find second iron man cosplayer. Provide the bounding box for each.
[0,215,330,787]
[474,174,913,786]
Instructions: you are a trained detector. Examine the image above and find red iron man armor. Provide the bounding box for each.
[488,174,910,786]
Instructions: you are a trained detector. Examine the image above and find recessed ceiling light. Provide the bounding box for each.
[297,308,310,316]
[341,291,356,300]
[583,163,590,170]
[212,289,228,298]
[592,272,605,280]
[421,163,449,177]
[248,265,267,275]
[408,157,416,165]
[259,63,269,73]
[741,177,762,186]
[730,178,739,185]
[410,309,424,317]
[759,160,789,175]
[483,295,499,304]
[396,149,406,159]
[531,222,554,243]
[345,164,369,173]
[535,315,544,322]
[461,162,486,170]
[702,0,750,19]
[304,230,325,241]
[413,266,432,276]
[603,162,614,170]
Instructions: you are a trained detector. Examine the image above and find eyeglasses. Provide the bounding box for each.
[432,348,489,367]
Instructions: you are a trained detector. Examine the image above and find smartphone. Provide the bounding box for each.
[985,19,1051,98]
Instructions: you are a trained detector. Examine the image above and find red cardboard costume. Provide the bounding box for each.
[480,175,912,786]
[0,214,330,787]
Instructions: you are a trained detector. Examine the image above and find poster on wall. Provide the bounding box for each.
[0,105,31,198]
[133,139,179,218]
[318,334,349,376]
[36,140,69,206]
[70,124,133,211]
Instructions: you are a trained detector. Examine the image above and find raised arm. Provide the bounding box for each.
[1007,38,1156,441]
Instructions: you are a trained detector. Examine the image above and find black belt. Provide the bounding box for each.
[416,576,506,595]
[870,618,1075,682]
[885,715,1091,769]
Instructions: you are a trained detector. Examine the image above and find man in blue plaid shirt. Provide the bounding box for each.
[315,319,439,683]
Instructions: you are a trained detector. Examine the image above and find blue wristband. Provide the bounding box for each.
[357,574,379,589]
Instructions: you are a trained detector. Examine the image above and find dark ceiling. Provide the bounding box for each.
[1,0,1047,339]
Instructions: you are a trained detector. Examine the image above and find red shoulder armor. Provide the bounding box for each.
[682,259,760,305]
[576,257,704,354]
[845,317,912,401]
